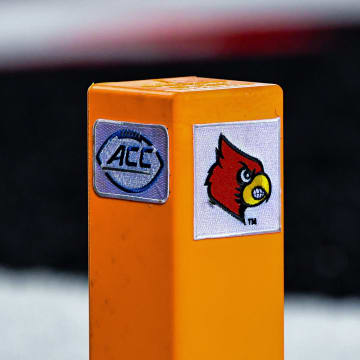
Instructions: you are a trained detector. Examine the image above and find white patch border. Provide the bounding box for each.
[193,118,281,240]
[93,119,170,204]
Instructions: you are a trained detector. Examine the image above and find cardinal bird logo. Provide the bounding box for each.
[205,134,271,224]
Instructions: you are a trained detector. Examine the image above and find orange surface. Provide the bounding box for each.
[88,76,283,360]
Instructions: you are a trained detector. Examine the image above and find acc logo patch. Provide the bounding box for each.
[94,120,169,203]
[193,119,280,240]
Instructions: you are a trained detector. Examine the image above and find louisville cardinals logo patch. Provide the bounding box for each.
[193,119,280,240]
[205,134,271,224]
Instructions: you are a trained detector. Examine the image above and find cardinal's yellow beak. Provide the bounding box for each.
[242,174,271,206]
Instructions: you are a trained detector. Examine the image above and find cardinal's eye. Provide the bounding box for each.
[238,168,252,184]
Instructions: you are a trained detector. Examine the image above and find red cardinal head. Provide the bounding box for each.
[205,134,271,224]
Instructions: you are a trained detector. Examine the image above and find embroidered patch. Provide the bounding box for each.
[93,120,169,203]
[193,119,280,240]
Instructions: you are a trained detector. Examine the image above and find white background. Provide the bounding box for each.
[0,268,359,360]
[194,119,281,239]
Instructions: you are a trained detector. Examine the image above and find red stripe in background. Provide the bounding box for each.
[138,28,335,58]
[216,27,335,56]
[65,12,339,59]
[2,18,354,72]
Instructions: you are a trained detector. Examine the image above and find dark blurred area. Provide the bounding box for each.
[1,18,360,296]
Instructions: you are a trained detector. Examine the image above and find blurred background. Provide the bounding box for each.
[1,0,360,359]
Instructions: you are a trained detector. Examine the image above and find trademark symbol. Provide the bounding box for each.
[248,218,257,225]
